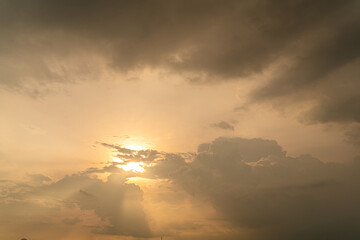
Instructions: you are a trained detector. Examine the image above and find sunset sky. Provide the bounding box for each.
[1,1,360,239]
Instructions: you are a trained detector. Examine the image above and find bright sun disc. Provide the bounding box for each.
[117,162,145,172]
[123,144,148,151]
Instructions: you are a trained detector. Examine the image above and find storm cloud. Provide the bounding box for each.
[0,0,357,82]
[146,137,360,239]
[1,0,359,126]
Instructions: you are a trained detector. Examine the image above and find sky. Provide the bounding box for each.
[0,0,360,239]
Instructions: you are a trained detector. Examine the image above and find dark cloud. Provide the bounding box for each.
[211,121,235,131]
[344,125,360,146]
[1,0,359,128]
[147,137,360,239]
[250,20,360,125]
[0,0,357,84]
[79,189,94,197]
[303,92,360,124]
[252,21,360,101]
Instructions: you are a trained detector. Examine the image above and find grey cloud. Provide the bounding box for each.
[252,21,360,101]
[344,125,360,146]
[148,137,360,239]
[211,121,235,131]
[100,142,161,162]
[303,94,360,124]
[62,217,82,226]
[27,173,51,183]
[145,153,187,179]
[79,189,94,197]
[0,0,357,85]
[0,172,152,238]
[98,142,193,179]
[250,20,360,125]
[68,174,152,237]
[2,0,359,128]
[100,142,134,154]
[3,136,360,239]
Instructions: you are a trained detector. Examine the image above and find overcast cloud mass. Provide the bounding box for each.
[1,0,360,239]
[2,138,360,239]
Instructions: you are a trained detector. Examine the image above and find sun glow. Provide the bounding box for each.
[117,162,145,172]
[111,156,124,163]
[124,144,147,151]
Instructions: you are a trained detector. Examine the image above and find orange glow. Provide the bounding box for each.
[117,162,145,172]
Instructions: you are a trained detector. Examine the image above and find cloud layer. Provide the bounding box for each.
[2,136,360,239]
[87,137,360,239]
[145,137,360,239]
[0,171,151,239]
[1,0,359,126]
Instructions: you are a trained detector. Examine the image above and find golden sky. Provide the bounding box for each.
[1,1,360,240]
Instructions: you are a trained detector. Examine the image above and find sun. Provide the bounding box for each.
[117,162,145,172]
[108,139,151,172]
[111,156,124,163]
[123,144,147,151]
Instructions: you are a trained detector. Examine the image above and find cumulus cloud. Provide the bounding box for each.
[2,137,360,239]
[92,138,360,238]
[0,172,152,239]
[144,137,360,239]
[70,174,151,237]
[46,173,151,237]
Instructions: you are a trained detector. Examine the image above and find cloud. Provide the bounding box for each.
[245,9,360,128]
[1,0,359,133]
[99,142,161,162]
[27,173,51,183]
[47,173,152,237]
[0,0,357,86]
[344,125,360,146]
[211,121,235,131]
[62,217,81,226]
[252,20,360,101]
[0,172,152,238]
[2,137,360,239]
[146,137,360,239]
[303,88,360,124]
